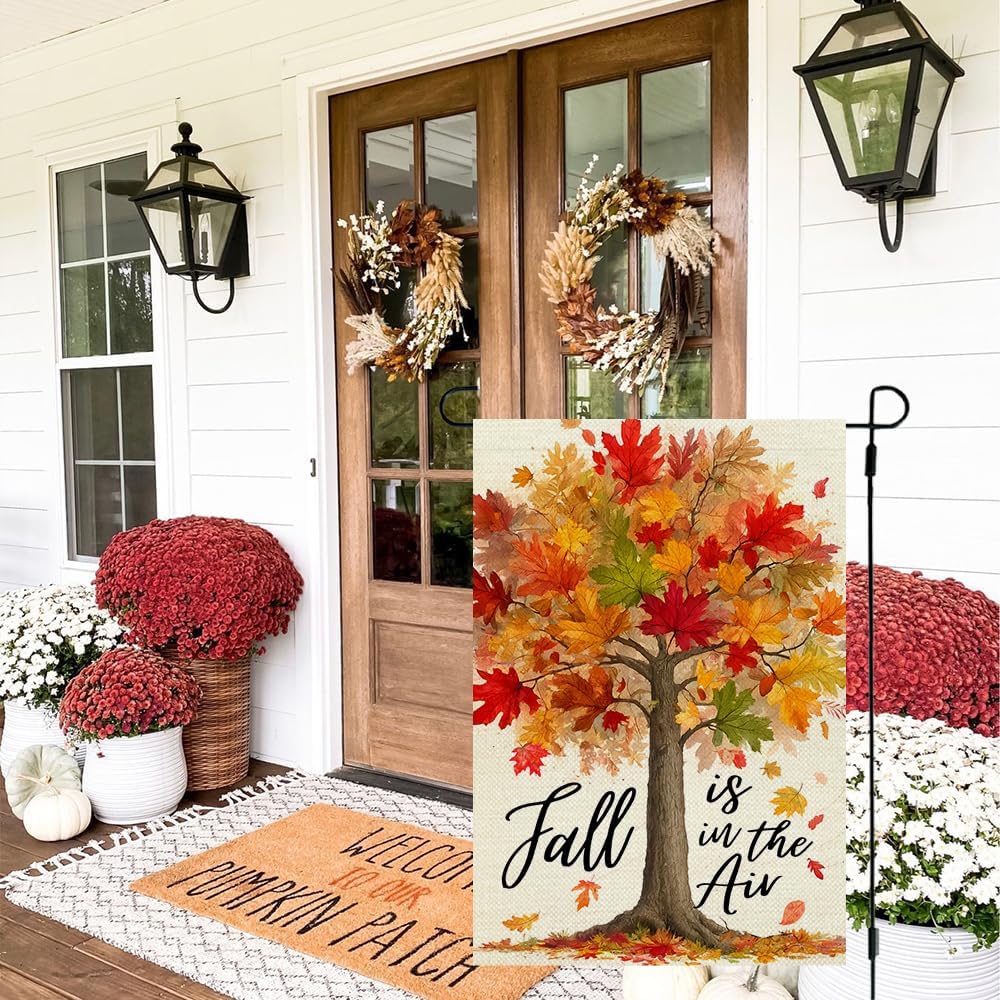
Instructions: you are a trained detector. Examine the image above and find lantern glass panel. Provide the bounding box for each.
[139,197,187,269]
[907,60,949,178]
[148,161,182,188]
[188,196,237,269]
[814,57,912,178]
[818,10,914,57]
[186,160,234,191]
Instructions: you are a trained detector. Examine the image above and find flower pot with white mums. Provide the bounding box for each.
[0,584,122,775]
[60,648,202,824]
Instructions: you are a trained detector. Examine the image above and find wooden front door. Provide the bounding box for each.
[332,4,747,790]
[331,58,517,789]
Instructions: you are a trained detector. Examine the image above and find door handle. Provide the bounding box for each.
[438,384,478,428]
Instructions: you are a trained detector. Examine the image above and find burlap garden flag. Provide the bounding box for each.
[472,419,847,965]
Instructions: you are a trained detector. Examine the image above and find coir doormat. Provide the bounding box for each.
[3,772,618,1000]
[133,802,545,1000]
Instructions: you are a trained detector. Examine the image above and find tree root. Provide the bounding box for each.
[578,902,735,952]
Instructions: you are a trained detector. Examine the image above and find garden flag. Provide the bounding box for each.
[472,419,847,965]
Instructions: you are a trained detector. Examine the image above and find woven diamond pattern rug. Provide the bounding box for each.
[1,771,620,1000]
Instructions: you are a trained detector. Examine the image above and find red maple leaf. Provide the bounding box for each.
[742,493,809,557]
[601,419,665,503]
[473,570,512,625]
[639,582,723,650]
[511,536,586,598]
[550,667,615,732]
[698,536,726,570]
[733,750,747,769]
[510,743,549,776]
[602,709,628,733]
[813,477,829,499]
[591,450,607,475]
[807,859,825,880]
[799,532,839,565]
[808,814,825,830]
[667,428,698,481]
[473,490,515,538]
[726,639,760,673]
[473,667,540,729]
[636,522,671,549]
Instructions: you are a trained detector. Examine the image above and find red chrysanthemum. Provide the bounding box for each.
[94,516,303,660]
[59,647,202,741]
[846,563,998,736]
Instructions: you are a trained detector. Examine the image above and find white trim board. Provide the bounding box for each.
[282,0,797,774]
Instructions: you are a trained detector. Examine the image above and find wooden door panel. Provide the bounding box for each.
[522,0,748,419]
[332,56,516,790]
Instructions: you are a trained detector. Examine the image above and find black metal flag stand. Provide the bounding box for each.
[846,386,910,1000]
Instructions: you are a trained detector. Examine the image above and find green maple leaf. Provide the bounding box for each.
[709,681,774,751]
[590,535,664,608]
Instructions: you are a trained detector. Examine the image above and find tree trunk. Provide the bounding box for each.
[580,665,730,948]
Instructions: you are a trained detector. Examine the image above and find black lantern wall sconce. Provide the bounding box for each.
[794,0,963,253]
[131,123,251,313]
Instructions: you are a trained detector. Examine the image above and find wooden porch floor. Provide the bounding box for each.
[0,736,287,1000]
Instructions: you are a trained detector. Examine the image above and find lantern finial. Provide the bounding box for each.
[171,122,202,158]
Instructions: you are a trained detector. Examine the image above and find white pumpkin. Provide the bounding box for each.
[6,743,82,819]
[624,964,709,999]
[22,787,92,841]
[700,967,794,1000]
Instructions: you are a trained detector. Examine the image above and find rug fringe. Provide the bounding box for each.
[1,769,312,892]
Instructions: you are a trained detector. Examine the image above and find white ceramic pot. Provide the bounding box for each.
[798,919,1000,1000]
[0,700,85,776]
[82,727,187,824]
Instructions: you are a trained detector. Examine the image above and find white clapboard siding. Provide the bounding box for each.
[187,332,292,386]
[0,542,49,588]
[250,707,297,766]
[0,390,46,432]
[188,382,294,431]
[0,506,48,549]
[189,429,297,478]
[0,310,43,355]
[189,475,298,527]
[800,278,1000,361]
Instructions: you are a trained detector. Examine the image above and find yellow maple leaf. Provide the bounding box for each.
[651,540,692,577]
[512,466,534,488]
[552,519,592,555]
[771,786,807,818]
[722,594,789,646]
[488,609,538,659]
[520,709,566,754]
[762,761,782,779]
[773,646,845,695]
[716,561,750,594]
[696,658,723,699]
[675,699,703,732]
[550,585,630,654]
[768,682,822,732]
[502,912,539,934]
[637,483,684,525]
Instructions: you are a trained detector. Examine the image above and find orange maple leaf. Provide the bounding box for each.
[512,466,533,487]
[792,587,846,635]
[549,666,614,732]
[572,879,601,910]
[511,536,586,598]
[550,586,631,654]
[502,912,540,934]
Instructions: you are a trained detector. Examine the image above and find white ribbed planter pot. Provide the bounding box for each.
[0,701,85,776]
[799,920,1000,1000]
[82,727,187,825]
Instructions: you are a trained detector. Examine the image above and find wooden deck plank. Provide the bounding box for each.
[0,968,70,1000]
[0,897,90,947]
[0,919,185,1000]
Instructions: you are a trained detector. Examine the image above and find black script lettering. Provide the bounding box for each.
[706,774,752,815]
[245,884,320,923]
[220,872,281,908]
[411,934,466,978]
[698,821,742,849]
[746,820,813,862]
[502,782,635,889]
[376,835,432,868]
[340,828,403,859]
[694,854,782,915]
[401,844,454,874]
[166,860,238,890]
[348,918,418,958]
[296,894,358,935]
[386,927,451,967]
[327,910,397,947]
[431,940,478,987]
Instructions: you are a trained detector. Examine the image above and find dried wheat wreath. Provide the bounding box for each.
[337,200,467,381]
[542,156,720,395]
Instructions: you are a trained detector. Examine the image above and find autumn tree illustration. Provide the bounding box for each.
[473,420,846,948]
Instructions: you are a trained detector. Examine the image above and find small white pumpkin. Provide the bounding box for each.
[624,963,709,999]
[6,744,82,819]
[22,787,92,841]
[699,967,794,1000]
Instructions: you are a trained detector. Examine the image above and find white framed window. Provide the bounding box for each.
[55,152,157,560]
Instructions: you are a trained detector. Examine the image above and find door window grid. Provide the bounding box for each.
[56,152,157,561]
[365,114,478,590]
[560,62,713,420]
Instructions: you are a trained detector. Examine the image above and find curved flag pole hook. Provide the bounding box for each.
[438,385,479,428]
[846,385,910,1000]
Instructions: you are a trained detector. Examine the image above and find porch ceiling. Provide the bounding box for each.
[0,0,171,59]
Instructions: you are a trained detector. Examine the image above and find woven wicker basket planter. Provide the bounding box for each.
[162,650,252,791]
